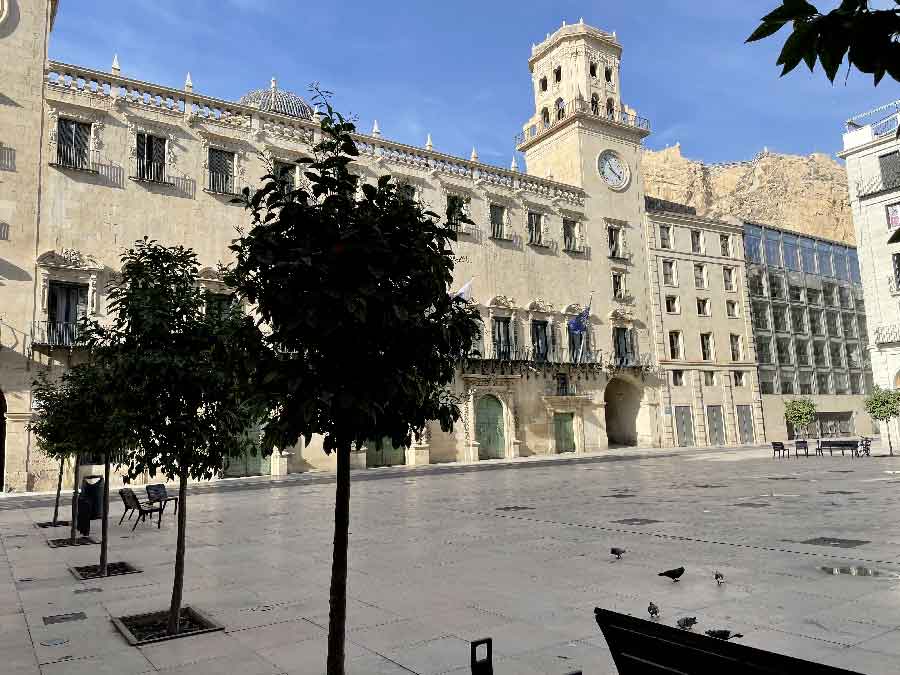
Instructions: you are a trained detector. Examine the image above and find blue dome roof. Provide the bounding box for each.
[238,80,314,120]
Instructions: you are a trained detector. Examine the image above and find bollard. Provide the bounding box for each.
[470,637,492,674]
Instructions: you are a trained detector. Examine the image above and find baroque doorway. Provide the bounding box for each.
[475,395,505,460]
[604,378,641,446]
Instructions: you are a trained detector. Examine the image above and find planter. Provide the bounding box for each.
[69,562,141,580]
[112,607,223,646]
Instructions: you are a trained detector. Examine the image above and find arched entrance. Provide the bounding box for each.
[604,378,641,446]
[0,388,5,490]
[475,395,505,460]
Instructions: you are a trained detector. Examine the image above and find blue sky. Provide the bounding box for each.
[50,0,895,167]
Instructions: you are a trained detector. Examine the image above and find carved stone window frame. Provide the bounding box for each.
[198,129,248,183]
[124,111,179,179]
[47,103,105,164]
[481,189,517,240]
[36,249,103,317]
[461,375,520,462]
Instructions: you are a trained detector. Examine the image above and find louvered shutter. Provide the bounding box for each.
[73,121,91,168]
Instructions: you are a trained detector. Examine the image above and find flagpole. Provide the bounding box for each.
[576,292,592,364]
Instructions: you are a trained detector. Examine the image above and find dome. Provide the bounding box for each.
[238,79,314,120]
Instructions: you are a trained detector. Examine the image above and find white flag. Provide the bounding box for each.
[451,279,473,302]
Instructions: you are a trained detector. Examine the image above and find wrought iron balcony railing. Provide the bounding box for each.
[131,158,174,185]
[32,321,87,348]
[858,170,900,199]
[470,344,602,365]
[888,275,900,296]
[874,324,900,345]
[51,145,98,173]
[206,170,239,195]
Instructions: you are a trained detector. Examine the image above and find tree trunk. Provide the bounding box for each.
[167,471,188,635]
[326,442,352,675]
[69,454,80,542]
[52,457,64,526]
[888,420,894,456]
[99,453,110,576]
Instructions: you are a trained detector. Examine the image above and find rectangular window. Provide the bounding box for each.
[700,333,714,361]
[665,295,679,313]
[816,371,831,395]
[659,225,671,249]
[879,150,900,186]
[813,340,827,367]
[726,300,738,318]
[822,282,837,307]
[208,148,236,194]
[817,241,834,278]
[613,326,636,364]
[47,281,89,344]
[751,301,769,330]
[849,249,861,283]
[841,312,856,338]
[809,309,824,336]
[531,320,550,362]
[703,371,715,386]
[273,160,296,191]
[693,264,707,289]
[662,260,677,286]
[568,325,589,363]
[838,286,852,309]
[733,371,745,387]
[799,237,816,273]
[691,230,703,254]
[136,132,167,183]
[56,118,92,170]
[729,334,741,361]
[768,272,785,300]
[672,370,684,386]
[834,249,849,281]
[776,336,792,364]
[772,305,788,332]
[748,268,765,296]
[825,310,840,336]
[850,372,863,395]
[563,218,578,251]
[858,315,868,342]
[780,369,795,394]
[668,331,683,360]
[556,373,571,396]
[829,341,843,368]
[492,317,512,359]
[397,184,417,202]
[612,272,625,300]
[833,371,849,395]
[719,234,731,257]
[798,370,813,395]
[608,225,623,258]
[806,286,822,305]
[791,307,806,333]
[489,204,507,239]
[446,194,469,230]
[757,337,772,364]
[789,284,804,302]
[782,234,800,271]
[723,267,735,291]
[745,225,762,263]
[764,229,782,267]
[696,298,711,316]
[846,342,861,369]
[528,212,543,245]
[759,369,776,394]
[795,339,810,366]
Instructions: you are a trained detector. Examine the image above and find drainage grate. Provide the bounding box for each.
[39,638,70,647]
[802,537,870,548]
[601,494,635,499]
[73,588,103,594]
[822,490,859,495]
[495,506,535,512]
[35,521,70,529]
[694,484,727,489]
[43,612,86,626]
[767,477,798,481]
[613,518,661,526]
[733,502,770,508]
[47,537,97,548]
[821,565,891,577]
[71,562,141,580]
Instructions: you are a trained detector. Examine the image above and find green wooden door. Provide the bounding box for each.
[366,437,406,467]
[224,449,271,477]
[476,395,504,460]
[554,412,576,453]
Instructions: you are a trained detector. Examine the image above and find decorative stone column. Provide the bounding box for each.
[406,425,431,466]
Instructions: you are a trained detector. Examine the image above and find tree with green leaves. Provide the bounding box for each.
[864,386,900,455]
[88,239,269,635]
[30,362,131,574]
[227,94,481,674]
[747,1,900,85]
[784,398,818,440]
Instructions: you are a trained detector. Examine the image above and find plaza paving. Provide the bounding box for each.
[3,444,900,674]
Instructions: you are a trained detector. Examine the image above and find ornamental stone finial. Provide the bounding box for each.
[510,155,519,172]
[579,17,584,24]
[470,147,478,162]
[271,77,277,92]
[372,119,381,137]
[111,53,120,75]
[184,72,193,92]
[425,133,433,151]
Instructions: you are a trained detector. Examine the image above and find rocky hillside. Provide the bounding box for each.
[642,144,853,244]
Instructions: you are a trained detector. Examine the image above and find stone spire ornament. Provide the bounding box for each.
[184,72,193,92]
[270,77,277,94]
[372,120,381,137]
[111,54,120,75]
[470,147,478,162]
[510,156,519,172]
[425,133,433,151]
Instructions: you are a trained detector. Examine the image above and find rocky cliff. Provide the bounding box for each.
[642,144,853,244]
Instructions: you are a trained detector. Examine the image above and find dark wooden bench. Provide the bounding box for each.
[818,438,859,457]
[118,488,164,530]
[594,607,862,674]
[146,483,179,514]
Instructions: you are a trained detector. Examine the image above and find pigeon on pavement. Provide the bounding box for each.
[677,617,698,630]
[659,566,685,582]
[705,629,743,640]
[648,602,660,619]
[714,570,725,586]
[611,547,626,560]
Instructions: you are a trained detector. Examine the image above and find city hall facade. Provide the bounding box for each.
[0,0,872,491]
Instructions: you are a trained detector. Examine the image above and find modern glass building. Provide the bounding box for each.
[744,222,875,438]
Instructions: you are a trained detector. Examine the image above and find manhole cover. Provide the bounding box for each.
[43,612,86,625]
[822,490,859,495]
[821,565,890,577]
[734,502,769,508]
[613,518,661,526]
[40,638,70,647]
[495,506,534,512]
[802,537,870,548]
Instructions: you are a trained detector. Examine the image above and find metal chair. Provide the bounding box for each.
[145,483,179,515]
[771,441,786,458]
[118,488,163,531]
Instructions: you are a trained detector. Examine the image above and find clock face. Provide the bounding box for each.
[598,150,630,190]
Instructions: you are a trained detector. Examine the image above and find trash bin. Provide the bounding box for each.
[81,475,104,520]
[76,492,91,536]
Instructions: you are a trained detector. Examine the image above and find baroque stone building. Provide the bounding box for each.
[0,3,871,491]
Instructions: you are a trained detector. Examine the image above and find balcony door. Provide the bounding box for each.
[47,281,88,346]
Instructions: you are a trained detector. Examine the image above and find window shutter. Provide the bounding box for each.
[879,151,900,181]
[542,214,549,242]
[151,136,166,165]
[76,286,89,319]
[57,118,74,155]
[74,122,91,166]
[136,132,146,162]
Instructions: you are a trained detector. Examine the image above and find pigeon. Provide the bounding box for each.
[659,566,685,582]
[611,547,626,560]
[714,570,725,586]
[677,617,698,631]
[705,629,743,640]
[648,602,659,619]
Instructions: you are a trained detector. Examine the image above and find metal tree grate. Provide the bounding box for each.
[613,518,661,526]
[495,506,535,512]
[802,537,870,548]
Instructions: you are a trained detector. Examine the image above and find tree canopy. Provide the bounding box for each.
[784,398,818,438]
[747,1,900,85]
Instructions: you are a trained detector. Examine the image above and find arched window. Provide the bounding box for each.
[541,107,550,127]
[555,98,565,121]
[589,62,597,78]
[606,98,615,118]
[605,66,613,83]
[539,76,547,92]
[554,66,562,83]
[591,93,599,115]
